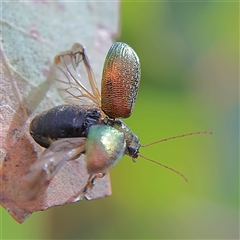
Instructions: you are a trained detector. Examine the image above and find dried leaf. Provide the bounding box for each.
[0,1,119,223]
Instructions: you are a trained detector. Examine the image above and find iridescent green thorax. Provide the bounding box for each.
[86,125,126,175]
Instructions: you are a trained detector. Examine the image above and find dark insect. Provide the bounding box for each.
[27,42,213,200]
[30,105,101,149]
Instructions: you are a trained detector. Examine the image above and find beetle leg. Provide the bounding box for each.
[83,173,105,200]
[83,173,105,191]
[65,173,106,203]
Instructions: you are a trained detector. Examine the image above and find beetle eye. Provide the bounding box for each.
[128,145,138,158]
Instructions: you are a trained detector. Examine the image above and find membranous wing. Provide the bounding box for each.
[52,43,101,108]
[25,137,86,199]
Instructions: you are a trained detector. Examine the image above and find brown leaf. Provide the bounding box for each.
[0,1,119,223]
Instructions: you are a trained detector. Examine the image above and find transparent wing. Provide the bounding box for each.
[25,137,86,199]
[51,43,101,108]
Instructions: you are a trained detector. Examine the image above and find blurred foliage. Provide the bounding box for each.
[1,1,238,239]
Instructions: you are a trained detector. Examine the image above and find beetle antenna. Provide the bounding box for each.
[141,131,213,148]
[137,154,188,182]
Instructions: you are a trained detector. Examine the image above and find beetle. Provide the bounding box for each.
[27,42,212,200]
[28,42,143,198]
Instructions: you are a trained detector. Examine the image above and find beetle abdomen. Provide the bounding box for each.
[30,105,101,148]
[101,42,141,119]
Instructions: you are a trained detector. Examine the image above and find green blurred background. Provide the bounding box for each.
[1,1,238,239]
